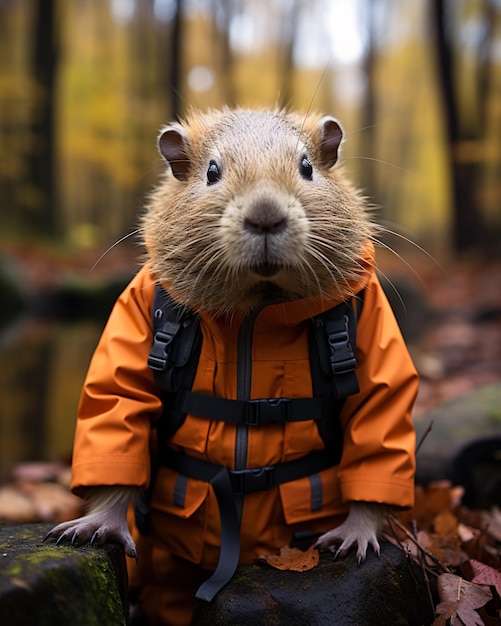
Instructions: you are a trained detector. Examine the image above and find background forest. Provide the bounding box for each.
[0,0,500,494]
[1,0,501,256]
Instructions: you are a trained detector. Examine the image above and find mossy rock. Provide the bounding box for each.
[191,543,433,626]
[415,383,501,508]
[0,523,127,626]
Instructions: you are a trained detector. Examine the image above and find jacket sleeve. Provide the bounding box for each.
[70,266,163,495]
[337,269,419,509]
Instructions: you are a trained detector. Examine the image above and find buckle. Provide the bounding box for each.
[245,398,290,426]
[147,321,181,371]
[331,355,357,374]
[229,466,275,496]
[327,315,356,375]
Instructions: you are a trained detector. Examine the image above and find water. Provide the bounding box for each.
[0,317,103,484]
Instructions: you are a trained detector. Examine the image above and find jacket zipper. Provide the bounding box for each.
[235,311,258,471]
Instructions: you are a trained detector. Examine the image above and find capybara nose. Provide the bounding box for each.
[244,200,288,235]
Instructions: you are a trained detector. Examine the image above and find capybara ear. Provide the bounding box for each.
[318,117,343,169]
[158,125,191,181]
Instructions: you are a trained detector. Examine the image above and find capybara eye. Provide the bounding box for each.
[299,157,313,180]
[207,160,221,185]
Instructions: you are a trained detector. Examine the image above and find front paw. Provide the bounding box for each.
[315,525,380,564]
[44,516,137,559]
[315,502,384,564]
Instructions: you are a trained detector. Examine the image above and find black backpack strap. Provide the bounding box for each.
[172,391,331,426]
[147,285,364,444]
[310,292,363,398]
[309,290,364,453]
[148,285,203,439]
[140,286,365,594]
[162,449,334,602]
[148,286,201,390]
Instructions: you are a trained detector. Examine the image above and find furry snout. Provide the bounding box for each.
[243,198,289,236]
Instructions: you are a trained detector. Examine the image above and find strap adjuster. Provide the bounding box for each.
[148,322,182,371]
[245,398,290,426]
[229,466,275,496]
[327,315,356,375]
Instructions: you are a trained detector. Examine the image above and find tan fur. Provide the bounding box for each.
[142,107,375,315]
[47,108,383,565]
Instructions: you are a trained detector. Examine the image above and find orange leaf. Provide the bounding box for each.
[434,511,459,537]
[259,545,319,572]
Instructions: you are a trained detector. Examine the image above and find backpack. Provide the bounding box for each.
[138,284,363,601]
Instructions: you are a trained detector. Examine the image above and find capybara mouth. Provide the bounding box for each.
[250,262,281,277]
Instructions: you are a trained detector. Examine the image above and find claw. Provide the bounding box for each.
[55,534,66,546]
[42,530,53,543]
[71,532,79,546]
[90,531,100,546]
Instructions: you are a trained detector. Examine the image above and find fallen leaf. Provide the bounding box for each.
[457,523,478,543]
[466,559,501,598]
[434,511,459,537]
[259,545,319,572]
[20,481,83,522]
[0,486,37,522]
[418,531,467,566]
[481,507,501,543]
[433,573,492,626]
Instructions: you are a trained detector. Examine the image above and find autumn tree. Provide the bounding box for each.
[28,0,59,235]
[431,0,500,255]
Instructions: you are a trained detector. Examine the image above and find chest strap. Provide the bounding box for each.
[162,449,334,602]
[172,390,331,426]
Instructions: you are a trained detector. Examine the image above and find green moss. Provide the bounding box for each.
[0,524,127,626]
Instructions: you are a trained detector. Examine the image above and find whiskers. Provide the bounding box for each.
[369,221,444,317]
[90,229,140,272]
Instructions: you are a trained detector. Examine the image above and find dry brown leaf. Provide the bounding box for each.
[434,511,459,537]
[20,481,83,522]
[433,573,492,626]
[259,545,319,572]
[457,523,478,543]
[0,485,37,522]
[406,482,462,531]
[481,507,501,542]
[418,531,468,566]
[467,559,501,598]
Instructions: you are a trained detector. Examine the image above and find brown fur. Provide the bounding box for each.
[47,107,384,569]
[142,107,375,315]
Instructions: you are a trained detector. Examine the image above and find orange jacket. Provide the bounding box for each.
[71,244,418,569]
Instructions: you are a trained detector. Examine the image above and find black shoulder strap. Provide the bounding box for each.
[310,292,363,399]
[148,285,364,447]
[148,286,203,438]
[309,291,364,453]
[148,287,201,389]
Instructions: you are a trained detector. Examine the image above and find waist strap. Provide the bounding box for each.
[162,449,335,602]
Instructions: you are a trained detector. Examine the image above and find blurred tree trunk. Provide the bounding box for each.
[29,0,59,235]
[360,0,377,202]
[214,0,237,107]
[170,0,183,119]
[431,0,486,255]
[279,0,300,109]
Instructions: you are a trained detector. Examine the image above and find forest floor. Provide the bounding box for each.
[1,241,501,623]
